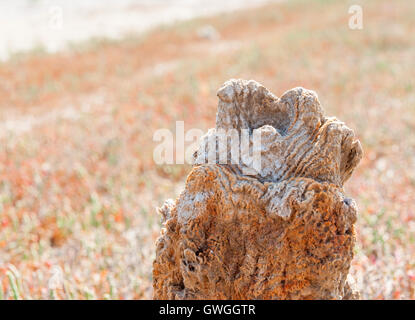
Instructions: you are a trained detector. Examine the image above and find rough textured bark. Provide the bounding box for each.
[153,79,363,300]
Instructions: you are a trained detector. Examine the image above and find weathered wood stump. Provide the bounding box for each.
[153,79,363,300]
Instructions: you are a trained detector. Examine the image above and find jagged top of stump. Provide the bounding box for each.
[194,79,362,187]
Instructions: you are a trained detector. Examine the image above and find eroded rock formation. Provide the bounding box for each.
[153,79,363,300]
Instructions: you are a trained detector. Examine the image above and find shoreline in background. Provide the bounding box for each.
[0,0,278,61]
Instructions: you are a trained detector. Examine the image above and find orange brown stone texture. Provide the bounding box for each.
[153,79,363,300]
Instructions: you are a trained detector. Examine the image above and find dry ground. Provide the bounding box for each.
[0,0,414,299]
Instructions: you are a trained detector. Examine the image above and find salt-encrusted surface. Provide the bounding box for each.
[153,79,362,299]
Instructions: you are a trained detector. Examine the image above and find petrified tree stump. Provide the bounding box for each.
[153,79,363,300]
